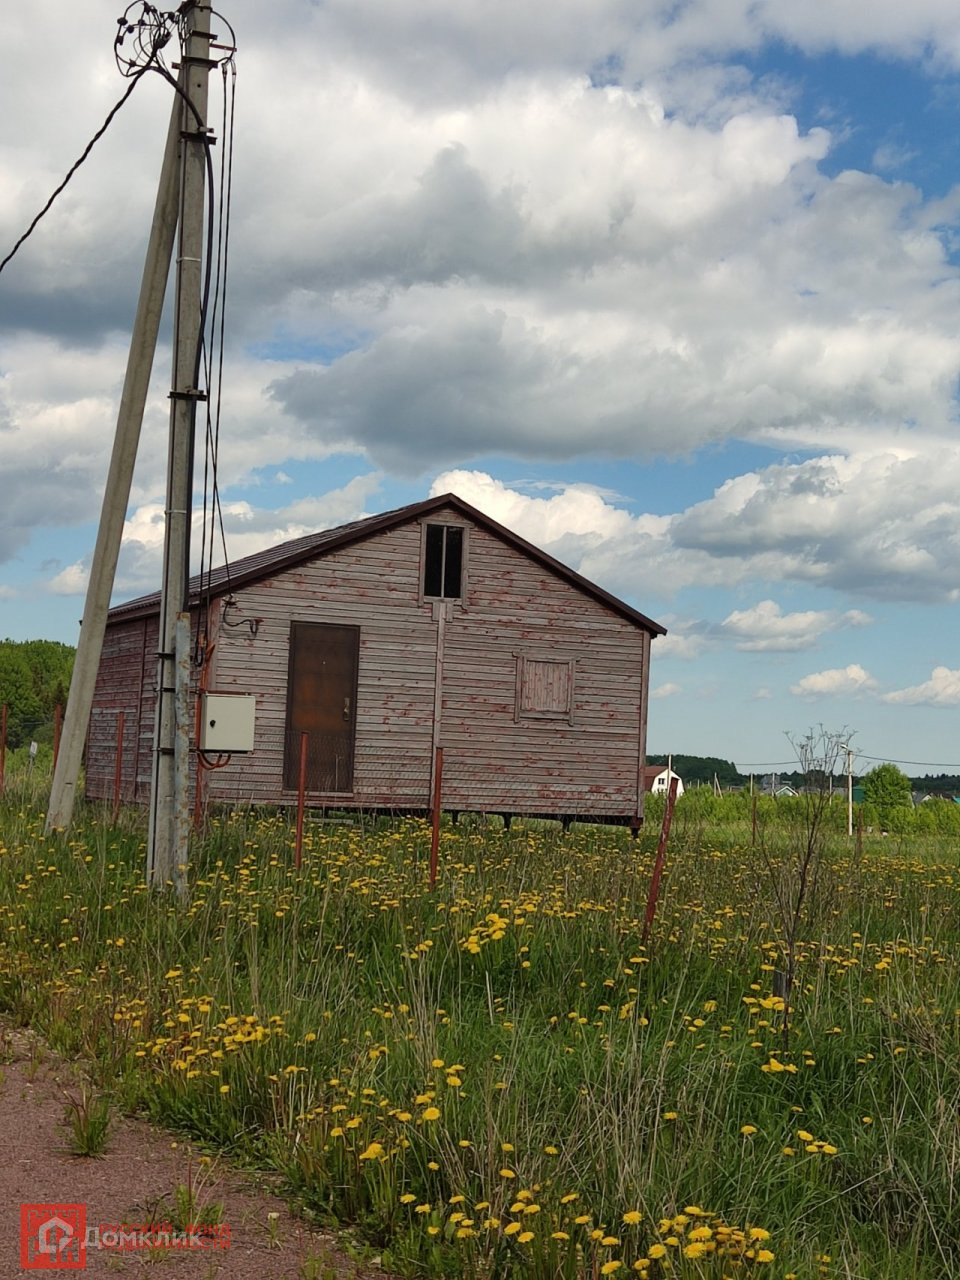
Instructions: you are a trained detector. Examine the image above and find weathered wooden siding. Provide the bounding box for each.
[92,502,651,820]
[205,521,437,808]
[203,507,646,818]
[439,521,645,816]
[85,615,156,803]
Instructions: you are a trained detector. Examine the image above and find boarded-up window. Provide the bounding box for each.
[516,656,575,722]
[423,524,464,599]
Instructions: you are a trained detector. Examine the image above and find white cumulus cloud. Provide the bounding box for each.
[651,682,682,699]
[790,664,878,698]
[721,599,872,651]
[882,666,960,707]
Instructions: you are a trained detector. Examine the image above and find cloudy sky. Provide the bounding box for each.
[2,0,960,774]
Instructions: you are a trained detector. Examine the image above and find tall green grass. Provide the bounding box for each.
[0,773,958,1278]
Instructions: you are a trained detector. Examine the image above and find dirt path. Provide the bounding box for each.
[0,1027,380,1279]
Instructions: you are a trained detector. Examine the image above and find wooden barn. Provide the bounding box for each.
[85,494,666,826]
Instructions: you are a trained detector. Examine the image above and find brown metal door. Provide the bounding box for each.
[284,622,359,792]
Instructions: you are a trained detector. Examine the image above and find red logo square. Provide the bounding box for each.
[20,1204,87,1270]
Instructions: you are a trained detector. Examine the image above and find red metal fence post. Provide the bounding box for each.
[0,704,6,795]
[192,760,204,832]
[53,702,62,773]
[641,775,679,945]
[429,746,444,889]
[295,731,308,870]
[113,711,125,823]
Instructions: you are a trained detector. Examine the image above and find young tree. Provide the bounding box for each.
[761,726,853,1051]
[861,762,912,827]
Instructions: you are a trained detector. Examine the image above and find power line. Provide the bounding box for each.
[737,754,960,772]
[0,4,182,278]
[856,753,960,771]
[0,75,146,277]
[736,761,803,770]
[197,37,238,659]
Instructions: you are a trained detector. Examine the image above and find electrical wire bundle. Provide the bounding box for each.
[1,2,239,672]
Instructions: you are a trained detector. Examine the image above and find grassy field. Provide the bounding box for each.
[0,773,958,1279]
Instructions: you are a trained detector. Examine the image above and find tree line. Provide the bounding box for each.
[649,752,958,796]
[0,638,75,749]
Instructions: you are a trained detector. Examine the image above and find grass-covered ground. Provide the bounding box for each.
[1,774,958,1279]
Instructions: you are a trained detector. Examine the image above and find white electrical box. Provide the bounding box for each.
[200,694,256,753]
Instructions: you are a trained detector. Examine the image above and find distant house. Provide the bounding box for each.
[642,766,684,798]
[85,494,667,828]
[758,775,798,798]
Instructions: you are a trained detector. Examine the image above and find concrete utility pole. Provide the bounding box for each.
[45,78,185,834]
[147,2,213,894]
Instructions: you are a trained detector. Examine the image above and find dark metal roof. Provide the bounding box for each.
[108,493,666,635]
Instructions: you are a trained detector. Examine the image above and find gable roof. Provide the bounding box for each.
[108,492,666,635]
[641,765,682,790]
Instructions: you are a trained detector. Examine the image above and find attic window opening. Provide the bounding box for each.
[423,524,464,599]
